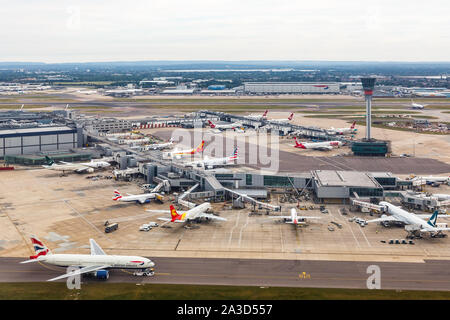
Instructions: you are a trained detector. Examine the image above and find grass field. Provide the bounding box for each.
[1,283,450,300]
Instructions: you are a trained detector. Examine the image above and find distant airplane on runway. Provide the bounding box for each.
[20,236,155,281]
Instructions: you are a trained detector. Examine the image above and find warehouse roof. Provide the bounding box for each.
[0,126,76,137]
[313,170,381,188]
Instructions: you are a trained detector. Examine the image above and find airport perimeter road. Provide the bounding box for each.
[2,257,450,291]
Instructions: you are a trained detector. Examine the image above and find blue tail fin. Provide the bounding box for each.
[427,211,439,228]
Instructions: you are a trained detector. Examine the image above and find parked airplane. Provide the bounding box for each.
[207,120,243,130]
[293,137,342,151]
[364,201,450,237]
[20,236,155,281]
[142,138,174,151]
[155,204,227,224]
[270,208,322,225]
[113,189,164,204]
[245,110,268,121]
[186,147,239,169]
[269,112,294,124]
[411,175,450,185]
[42,156,111,173]
[164,140,205,159]
[327,121,357,135]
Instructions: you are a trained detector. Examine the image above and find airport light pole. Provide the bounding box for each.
[361,77,376,140]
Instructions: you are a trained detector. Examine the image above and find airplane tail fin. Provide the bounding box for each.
[44,156,54,166]
[230,147,238,159]
[113,190,122,201]
[427,211,439,228]
[263,110,268,117]
[195,140,205,153]
[29,235,51,259]
[169,205,184,222]
[294,137,305,149]
[208,120,215,128]
[288,113,294,121]
[350,121,356,129]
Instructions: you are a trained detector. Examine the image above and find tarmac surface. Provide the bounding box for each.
[152,129,450,174]
[2,257,450,291]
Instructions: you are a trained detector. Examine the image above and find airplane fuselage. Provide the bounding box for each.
[41,254,154,269]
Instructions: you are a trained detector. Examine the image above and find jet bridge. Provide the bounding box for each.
[177,183,200,209]
[224,187,281,212]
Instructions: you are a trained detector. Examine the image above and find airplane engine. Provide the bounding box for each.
[94,270,109,280]
[87,168,95,173]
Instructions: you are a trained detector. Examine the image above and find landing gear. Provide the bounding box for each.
[133,268,155,277]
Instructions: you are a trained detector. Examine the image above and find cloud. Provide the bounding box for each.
[0,0,449,62]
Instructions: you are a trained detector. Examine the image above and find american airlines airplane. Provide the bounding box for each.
[186,147,239,169]
[327,121,357,135]
[270,208,322,225]
[157,204,227,224]
[245,110,268,121]
[42,156,111,174]
[293,137,342,151]
[113,189,164,204]
[269,112,294,124]
[364,201,450,237]
[163,140,205,159]
[20,236,155,281]
[207,120,243,130]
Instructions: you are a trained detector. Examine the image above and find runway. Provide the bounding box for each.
[1,257,450,291]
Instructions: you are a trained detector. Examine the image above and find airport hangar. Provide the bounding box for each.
[0,126,83,158]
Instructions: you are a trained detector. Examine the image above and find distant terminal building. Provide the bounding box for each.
[0,126,80,157]
[244,82,340,94]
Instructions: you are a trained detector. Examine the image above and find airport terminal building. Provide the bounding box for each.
[243,82,340,94]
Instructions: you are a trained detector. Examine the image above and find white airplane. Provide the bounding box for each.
[152,203,227,224]
[365,201,450,236]
[113,189,164,204]
[293,137,343,151]
[411,100,426,110]
[269,112,294,124]
[186,147,239,169]
[327,121,357,135]
[411,175,449,184]
[142,138,174,151]
[20,236,155,281]
[164,140,205,159]
[207,120,243,130]
[18,104,24,111]
[245,109,268,121]
[270,208,322,225]
[42,156,111,173]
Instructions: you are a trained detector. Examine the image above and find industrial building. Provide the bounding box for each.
[0,126,81,157]
[244,82,340,94]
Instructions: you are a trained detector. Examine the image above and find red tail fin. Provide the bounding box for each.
[350,121,356,129]
[288,113,294,121]
[208,120,215,128]
[294,137,305,149]
[263,110,268,117]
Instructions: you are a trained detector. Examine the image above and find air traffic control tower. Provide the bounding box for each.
[351,77,390,157]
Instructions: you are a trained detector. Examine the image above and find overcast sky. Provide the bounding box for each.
[1,0,449,62]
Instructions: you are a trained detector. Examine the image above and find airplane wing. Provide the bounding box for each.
[366,216,400,223]
[157,217,184,223]
[47,265,110,282]
[90,239,106,256]
[146,209,171,213]
[74,166,91,173]
[297,216,322,220]
[20,257,47,264]
[198,213,227,221]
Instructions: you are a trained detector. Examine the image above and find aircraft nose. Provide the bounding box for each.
[147,260,155,268]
